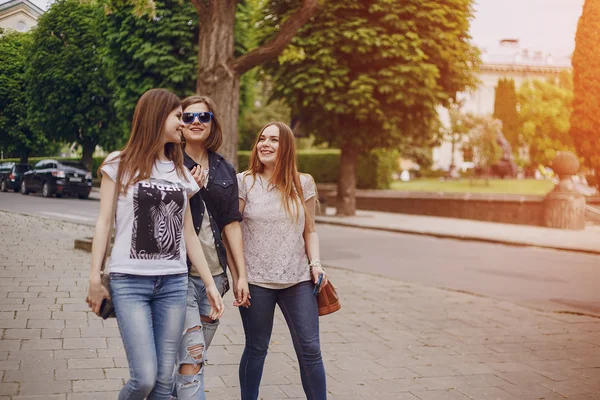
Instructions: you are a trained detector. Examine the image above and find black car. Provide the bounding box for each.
[21,159,93,199]
[0,162,31,192]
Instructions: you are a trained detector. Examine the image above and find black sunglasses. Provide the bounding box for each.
[182,112,213,124]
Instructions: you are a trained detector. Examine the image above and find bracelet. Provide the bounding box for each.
[309,259,323,270]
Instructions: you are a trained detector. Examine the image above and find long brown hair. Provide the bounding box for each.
[100,88,187,193]
[181,95,223,151]
[245,121,313,223]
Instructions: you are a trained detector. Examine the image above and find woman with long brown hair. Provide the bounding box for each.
[237,121,328,400]
[86,89,224,400]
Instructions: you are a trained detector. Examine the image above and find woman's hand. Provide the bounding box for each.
[310,265,329,293]
[206,284,225,320]
[86,276,110,315]
[190,165,209,188]
[232,276,251,308]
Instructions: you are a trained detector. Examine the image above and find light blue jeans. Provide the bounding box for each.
[110,272,188,400]
[174,273,228,400]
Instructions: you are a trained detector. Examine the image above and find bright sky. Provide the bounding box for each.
[14,0,585,56]
[470,0,584,56]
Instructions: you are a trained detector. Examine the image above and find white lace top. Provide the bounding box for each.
[237,173,316,285]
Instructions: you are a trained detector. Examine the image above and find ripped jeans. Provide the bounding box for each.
[174,273,228,400]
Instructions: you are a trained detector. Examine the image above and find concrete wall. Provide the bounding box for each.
[319,185,546,227]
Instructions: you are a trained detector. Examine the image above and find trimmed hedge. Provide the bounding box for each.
[3,148,398,188]
[238,150,340,183]
[239,149,397,189]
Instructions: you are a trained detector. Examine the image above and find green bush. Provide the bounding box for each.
[418,168,447,179]
[357,149,399,189]
[3,148,399,188]
[237,150,340,183]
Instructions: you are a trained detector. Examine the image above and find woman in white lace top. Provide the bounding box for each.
[236,121,328,400]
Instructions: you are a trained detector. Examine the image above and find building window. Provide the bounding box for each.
[16,21,27,32]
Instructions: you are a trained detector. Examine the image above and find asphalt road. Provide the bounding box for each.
[1,189,599,316]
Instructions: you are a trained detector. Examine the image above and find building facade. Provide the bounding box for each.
[432,39,573,171]
[0,0,43,33]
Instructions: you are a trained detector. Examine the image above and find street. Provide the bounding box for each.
[2,190,599,317]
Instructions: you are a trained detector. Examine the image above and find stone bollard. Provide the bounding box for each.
[543,151,586,230]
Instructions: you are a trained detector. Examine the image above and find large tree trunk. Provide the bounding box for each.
[195,2,239,165]
[81,136,95,172]
[337,144,359,216]
[191,0,320,168]
[19,151,29,164]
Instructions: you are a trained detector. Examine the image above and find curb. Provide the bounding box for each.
[315,217,600,257]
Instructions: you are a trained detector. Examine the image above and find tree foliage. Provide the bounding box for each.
[0,30,50,161]
[25,0,118,169]
[493,78,520,149]
[519,78,575,167]
[99,0,199,142]
[265,0,480,214]
[468,117,503,173]
[570,0,600,178]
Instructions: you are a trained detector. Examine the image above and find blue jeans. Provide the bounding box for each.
[175,273,228,400]
[239,281,327,400]
[110,273,188,400]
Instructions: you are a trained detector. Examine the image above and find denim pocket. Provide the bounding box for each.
[110,273,131,281]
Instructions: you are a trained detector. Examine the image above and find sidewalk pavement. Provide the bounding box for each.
[2,211,600,399]
[316,207,600,255]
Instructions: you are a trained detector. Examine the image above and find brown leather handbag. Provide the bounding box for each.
[317,280,341,316]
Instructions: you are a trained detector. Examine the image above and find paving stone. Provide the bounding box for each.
[72,379,124,392]
[55,368,105,381]
[457,386,521,400]
[18,381,71,396]
[3,329,41,340]
[21,339,62,350]
[409,389,471,400]
[67,358,114,369]
[63,338,107,350]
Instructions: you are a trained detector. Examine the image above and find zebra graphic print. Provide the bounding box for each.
[130,179,185,260]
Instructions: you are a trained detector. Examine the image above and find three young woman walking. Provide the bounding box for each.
[88,88,328,399]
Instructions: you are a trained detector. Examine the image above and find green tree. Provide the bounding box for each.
[0,30,48,162]
[519,79,575,167]
[570,0,600,181]
[468,116,502,184]
[266,0,480,215]
[25,0,118,170]
[440,100,475,172]
[100,0,199,141]
[104,0,320,164]
[493,78,520,150]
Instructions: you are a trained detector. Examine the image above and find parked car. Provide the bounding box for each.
[21,159,92,199]
[0,162,31,192]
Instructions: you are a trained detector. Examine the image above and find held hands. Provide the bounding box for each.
[86,276,110,316]
[206,284,225,320]
[232,276,251,308]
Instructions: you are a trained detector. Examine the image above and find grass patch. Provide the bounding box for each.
[390,178,554,196]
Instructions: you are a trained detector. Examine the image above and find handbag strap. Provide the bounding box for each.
[100,172,120,273]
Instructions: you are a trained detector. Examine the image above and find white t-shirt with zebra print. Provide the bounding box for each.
[101,152,199,276]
